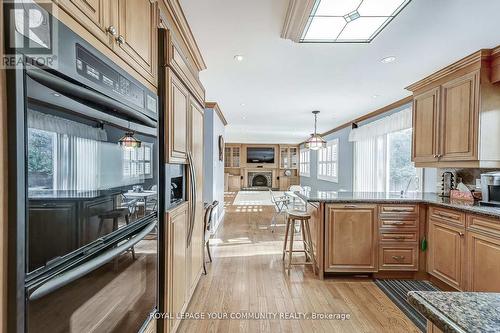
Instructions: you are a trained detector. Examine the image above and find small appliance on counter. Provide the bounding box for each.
[439,171,456,197]
[480,171,500,207]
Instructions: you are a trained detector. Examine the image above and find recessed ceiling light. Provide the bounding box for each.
[242,116,247,120]
[234,55,244,62]
[372,94,379,98]
[240,103,246,107]
[381,56,396,64]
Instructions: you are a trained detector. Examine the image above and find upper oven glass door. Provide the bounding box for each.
[25,67,158,276]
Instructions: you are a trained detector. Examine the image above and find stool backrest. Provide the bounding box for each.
[288,185,303,193]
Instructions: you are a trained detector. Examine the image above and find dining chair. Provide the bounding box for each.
[203,200,219,275]
[269,188,289,232]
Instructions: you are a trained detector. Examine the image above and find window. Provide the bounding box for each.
[351,108,422,193]
[299,148,310,177]
[123,143,153,179]
[317,139,339,182]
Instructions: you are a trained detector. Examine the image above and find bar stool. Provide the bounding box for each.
[282,209,316,275]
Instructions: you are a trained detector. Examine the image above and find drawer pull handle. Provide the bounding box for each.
[459,232,464,237]
[107,25,117,36]
[435,212,458,220]
[116,35,125,45]
[391,222,406,225]
[344,205,357,208]
[392,236,406,240]
[385,208,413,212]
[392,255,405,261]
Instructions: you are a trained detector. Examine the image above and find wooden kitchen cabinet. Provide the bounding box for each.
[165,202,188,333]
[165,68,189,163]
[224,145,241,168]
[55,0,159,87]
[412,87,440,163]
[279,145,299,169]
[114,0,158,85]
[439,72,479,161]
[56,0,114,45]
[407,47,500,168]
[428,219,466,290]
[325,204,378,272]
[467,231,500,292]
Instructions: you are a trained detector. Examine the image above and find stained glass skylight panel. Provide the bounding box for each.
[301,0,411,43]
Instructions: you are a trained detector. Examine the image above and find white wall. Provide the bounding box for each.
[203,107,226,231]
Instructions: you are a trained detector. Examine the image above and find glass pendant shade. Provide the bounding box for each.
[119,131,142,149]
[305,110,326,150]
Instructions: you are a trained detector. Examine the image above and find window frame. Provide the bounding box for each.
[317,138,339,183]
[299,148,310,177]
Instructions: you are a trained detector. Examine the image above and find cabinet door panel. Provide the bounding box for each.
[187,99,204,291]
[116,0,158,85]
[326,205,377,272]
[440,72,479,160]
[468,232,500,292]
[412,88,439,163]
[166,69,188,163]
[428,220,465,290]
[58,0,112,44]
[166,205,188,332]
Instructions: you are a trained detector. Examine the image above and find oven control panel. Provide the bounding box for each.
[75,44,156,114]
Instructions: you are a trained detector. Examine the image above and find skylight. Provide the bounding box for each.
[300,0,411,43]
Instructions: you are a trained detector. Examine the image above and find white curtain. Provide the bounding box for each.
[351,107,412,192]
[349,107,412,142]
[28,110,105,191]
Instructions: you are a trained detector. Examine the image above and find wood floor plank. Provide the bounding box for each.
[177,193,420,333]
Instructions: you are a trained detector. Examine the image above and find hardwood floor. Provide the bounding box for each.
[178,192,419,333]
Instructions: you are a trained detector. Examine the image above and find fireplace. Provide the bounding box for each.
[248,172,272,188]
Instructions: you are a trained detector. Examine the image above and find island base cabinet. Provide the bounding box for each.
[467,231,500,292]
[325,204,378,272]
[428,220,465,290]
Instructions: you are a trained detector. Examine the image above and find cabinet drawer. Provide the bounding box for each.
[380,230,418,243]
[379,218,418,229]
[379,244,418,271]
[467,214,500,237]
[429,206,465,226]
[379,204,418,218]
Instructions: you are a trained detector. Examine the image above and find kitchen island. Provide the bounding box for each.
[407,291,500,333]
[295,189,500,282]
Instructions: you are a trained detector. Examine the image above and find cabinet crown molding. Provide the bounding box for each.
[281,0,316,42]
[163,0,207,71]
[205,102,228,126]
[406,48,497,92]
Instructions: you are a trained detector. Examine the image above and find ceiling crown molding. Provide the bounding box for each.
[281,0,316,42]
[206,102,228,126]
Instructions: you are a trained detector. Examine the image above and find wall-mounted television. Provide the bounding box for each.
[246,147,275,164]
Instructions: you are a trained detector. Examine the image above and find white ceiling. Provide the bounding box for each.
[180,0,500,144]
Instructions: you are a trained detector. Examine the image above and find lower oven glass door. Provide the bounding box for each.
[27,221,157,333]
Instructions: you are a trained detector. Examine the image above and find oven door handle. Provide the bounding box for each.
[28,221,157,301]
[26,68,157,128]
[186,151,196,247]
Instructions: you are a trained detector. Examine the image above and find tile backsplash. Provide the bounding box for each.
[437,168,497,191]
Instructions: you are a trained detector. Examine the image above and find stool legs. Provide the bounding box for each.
[287,219,295,275]
[282,216,316,275]
[282,217,290,261]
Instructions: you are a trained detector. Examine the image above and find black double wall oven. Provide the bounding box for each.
[6,4,162,332]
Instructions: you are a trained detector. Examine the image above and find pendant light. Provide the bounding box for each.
[305,110,326,150]
[119,131,142,149]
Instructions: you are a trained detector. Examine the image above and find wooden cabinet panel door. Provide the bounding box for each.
[412,88,439,163]
[115,0,158,85]
[325,205,378,272]
[187,99,204,292]
[166,205,188,332]
[428,220,465,290]
[166,69,189,163]
[467,232,500,292]
[440,72,479,161]
[58,0,112,44]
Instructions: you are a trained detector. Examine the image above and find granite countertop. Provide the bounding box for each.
[295,190,500,219]
[407,291,500,333]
